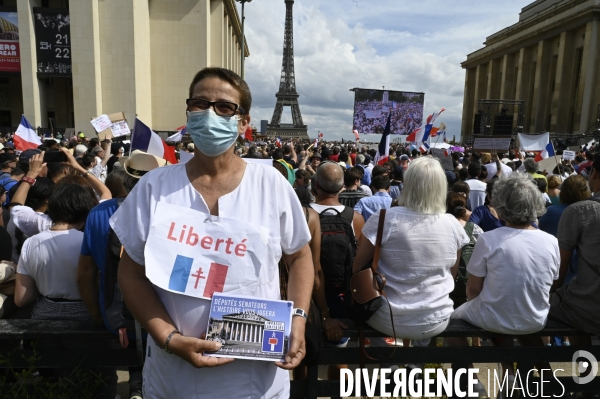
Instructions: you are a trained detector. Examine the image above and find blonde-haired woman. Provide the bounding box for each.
[352,157,469,344]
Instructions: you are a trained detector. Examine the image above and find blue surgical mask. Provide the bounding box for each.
[187,109,240,157]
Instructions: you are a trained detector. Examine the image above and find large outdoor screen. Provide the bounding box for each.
[352,89,425,135]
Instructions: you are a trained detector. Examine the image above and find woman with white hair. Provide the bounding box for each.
[451,173,560,390]
[452,173,559,333]
[352,157,469,344]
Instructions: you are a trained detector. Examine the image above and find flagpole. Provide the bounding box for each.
[129,124,133,157]
[551,141,560,174]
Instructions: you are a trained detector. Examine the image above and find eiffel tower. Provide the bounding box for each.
[266,0,308,139]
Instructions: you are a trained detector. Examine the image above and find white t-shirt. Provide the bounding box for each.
[8,206,52,263]
[483,162,513,181]
[465,179,487,210]
[362,208,470,328]
[452,227,559,334]
[109,162,310,399]
[17,229,83,300]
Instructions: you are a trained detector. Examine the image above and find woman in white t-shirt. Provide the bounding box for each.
[112,68,313,399]
[352,157,469,346]
[15,183,97,319]
[451,173,559,386]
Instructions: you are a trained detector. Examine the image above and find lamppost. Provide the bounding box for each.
[235,0,252,79]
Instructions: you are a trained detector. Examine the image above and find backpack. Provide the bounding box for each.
[0,177,17,206]
[101,198,135,339]
[450,222,476,307]
[318,207,357,295]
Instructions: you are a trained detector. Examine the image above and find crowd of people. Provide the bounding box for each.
[353,99,424,134]
[0,67,599,399]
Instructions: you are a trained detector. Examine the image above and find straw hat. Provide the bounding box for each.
[121,150,171,178]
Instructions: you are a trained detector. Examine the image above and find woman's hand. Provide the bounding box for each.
[275,316,306,370]
[59,147,86,174]
[168,333,234,368]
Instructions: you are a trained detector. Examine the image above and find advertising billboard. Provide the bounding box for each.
[352,89,425,135]
[0,12,20,72]
[34,10,71,77]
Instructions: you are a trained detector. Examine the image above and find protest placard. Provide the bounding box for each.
[431,148,453,171]
[473,136,511,152]
[562,150,575,161]
[91,112,130,140]
[205,293,293,362]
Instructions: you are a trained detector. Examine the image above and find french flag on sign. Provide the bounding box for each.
[535,142,555,162]
[131,118,178,164]
[168,255,229,298]
[275,136,282,148]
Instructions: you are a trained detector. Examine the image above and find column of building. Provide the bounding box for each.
[17,0,45,128]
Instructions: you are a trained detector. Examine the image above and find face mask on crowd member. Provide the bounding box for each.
[186,98,244,157]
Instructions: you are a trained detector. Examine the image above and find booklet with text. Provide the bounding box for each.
[205,293,293,362]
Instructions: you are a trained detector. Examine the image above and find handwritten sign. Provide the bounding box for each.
[473,137,512,151]
[90,114,112,133]
[109,120,130,137]
[562,150,575,161]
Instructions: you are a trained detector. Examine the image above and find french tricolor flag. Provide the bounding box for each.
[419,141,430,153]
[535,142,555,162]
[14,115,42,151]
[166,125,186,142]
[374,113,391,165]
[275,136,282,148]
[131,118,178,164]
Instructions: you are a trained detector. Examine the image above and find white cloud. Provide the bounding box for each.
[240,0,529,142]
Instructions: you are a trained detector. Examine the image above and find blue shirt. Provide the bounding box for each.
[469,205,505,232]
[354,191,392,222]
[80,198,119,329]
[539,204,568,237]
[357,164,371,186]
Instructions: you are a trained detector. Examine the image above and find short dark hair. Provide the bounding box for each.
[47,162,69,179]
[272,149,283,160]
[47,182,96,225]
[371,175,390,191]
[295,168,311,182]
[10,167,24,177]
[188,67,252,115]
[458,168,469,181]
[478,165,488,180]
[344,167,362,187]
[24,177,54,210]
[467,162,481,178]
[339,153,349,163]
[81,154,95,169]
[372,165,387,178]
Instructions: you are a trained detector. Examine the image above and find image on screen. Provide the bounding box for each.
[352,89,425,135]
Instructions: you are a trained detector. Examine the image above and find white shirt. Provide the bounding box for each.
[17,230,83,300]
[465,179,487,210]
[452,227,559,334]
[8,206,52,263]
[362,208,469,328]
[109,162,310,399]
[91,156,107,182]
[483,162,513,182]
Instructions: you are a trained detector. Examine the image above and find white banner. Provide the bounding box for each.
[145,203,269,300]
[518,133,549,151]
[364,110,382,119]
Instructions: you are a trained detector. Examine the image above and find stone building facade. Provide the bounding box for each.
[2,0,246,135]
[461,0,600,142]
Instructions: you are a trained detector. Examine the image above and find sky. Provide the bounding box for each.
[236,0,532,142]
